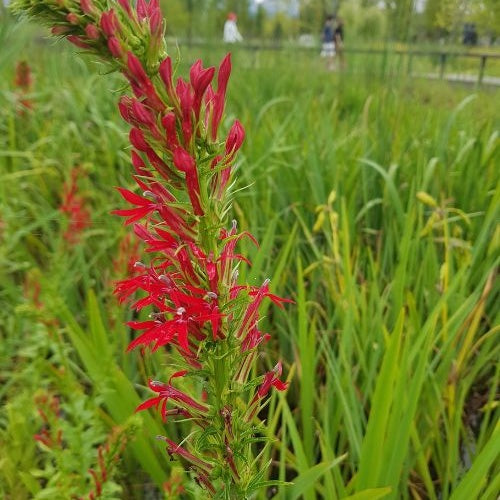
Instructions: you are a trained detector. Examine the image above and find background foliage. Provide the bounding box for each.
[149,0,500,44]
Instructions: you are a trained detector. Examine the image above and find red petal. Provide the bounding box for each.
[135,396,162,412]
[115,187,148,206]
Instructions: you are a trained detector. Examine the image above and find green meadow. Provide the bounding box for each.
[1,18,499,500]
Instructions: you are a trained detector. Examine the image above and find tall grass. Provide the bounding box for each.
[1,19,498,499]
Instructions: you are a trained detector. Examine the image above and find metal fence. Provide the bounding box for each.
[178,39,500,87]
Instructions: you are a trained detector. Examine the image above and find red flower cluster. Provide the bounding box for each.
[83,428,128,500]
[109,47,288,486]
[59,168,91,245]
[34,393,63,449]
[13,60,33,111]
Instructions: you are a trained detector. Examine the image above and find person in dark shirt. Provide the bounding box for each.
[320,15,335,70]
[334,17,345,70]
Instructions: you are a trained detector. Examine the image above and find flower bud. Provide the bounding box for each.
[85,24,100,40]
[129,128,151,152]
[225,120,245,155]
[80,0,97,15]
[107,37,123,58]
[51,26,71,35]
[66,12,80,25]
[67,35,92,50]
[100,9,119,37]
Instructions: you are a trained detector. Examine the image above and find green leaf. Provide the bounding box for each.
[287,456,347,500]
[449,421,500,500]
[343,487,392,500]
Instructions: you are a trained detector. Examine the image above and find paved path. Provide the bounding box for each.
[416,72,500,87]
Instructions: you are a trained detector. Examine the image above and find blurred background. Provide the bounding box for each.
[156,0,500,47]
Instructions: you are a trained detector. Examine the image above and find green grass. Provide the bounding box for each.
[1,18,499,499]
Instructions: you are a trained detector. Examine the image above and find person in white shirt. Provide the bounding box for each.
[223,12,243,43]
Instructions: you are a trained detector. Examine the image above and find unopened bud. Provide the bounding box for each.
[107,37,123,59]
[66,13,80,25]
[80,0,97,15]
[85,24,100,40]
[51,26,71,35]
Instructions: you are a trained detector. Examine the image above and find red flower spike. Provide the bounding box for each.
[172,148,203,216]
[89,469,102,496]
[14,61,32,90]
[23,0,291,483]
[59,168,91,245]
[98,447,106,481]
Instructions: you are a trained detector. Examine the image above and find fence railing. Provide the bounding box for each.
[177,39,500,86]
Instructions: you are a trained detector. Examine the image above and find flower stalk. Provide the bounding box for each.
[12,0,290,496]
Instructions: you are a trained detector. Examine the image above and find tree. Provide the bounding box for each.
[160,0,190,37]
[469,0,500,43]
[338,0,387,41]
[384,0,417,40]
[299,0,330,34]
